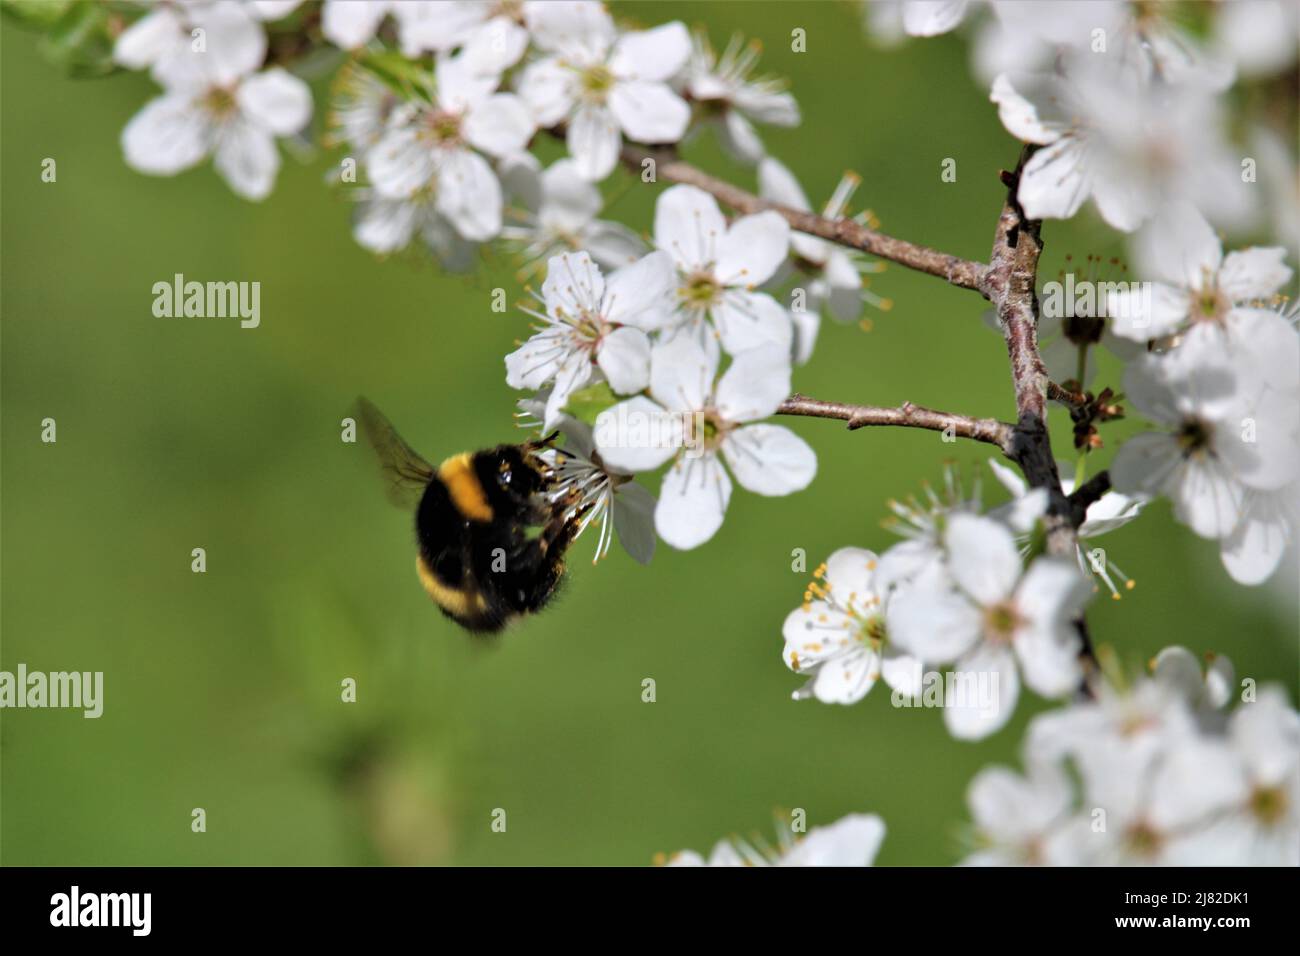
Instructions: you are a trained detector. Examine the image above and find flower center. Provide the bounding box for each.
[982,600,1023,643]
[679,270,722,310]
[1194,275,1228,324]
[1063,314,1105,345]
[1176,418,1213,455]
[579,64,616,101]
[1250,785,1288,826]
[572,309,607,347]
[686,409,731,452]
[202,86,238,118]
[426,109,463,146]
[492,0,524,21]
[857,613,887,647]
[1124,821,1163,859]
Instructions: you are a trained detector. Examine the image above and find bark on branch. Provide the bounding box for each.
[1068,470,1112,521]
[980,147,1097,680]
[979,147,1078,557]
[778,393,1015,451]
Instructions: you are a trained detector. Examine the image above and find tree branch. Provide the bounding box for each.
[981,147,1096,686]
[1068,470,1112,523]
[979,147,1076,557]
[615,142,989,291]
[1047,380,1089,411]
[778,393,1015,451]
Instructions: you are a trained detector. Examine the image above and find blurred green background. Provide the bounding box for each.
[2,1,1296,866]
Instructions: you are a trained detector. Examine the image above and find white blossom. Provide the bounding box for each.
[114,0,267,88]
[1111,342,1299,545]
[758,158,887,327]
[365,55,534,240]
[121,66,312,201]
[991,56,1253,232]
[499,156,646,274]
[653,185,792,356]
[961,761,1079,866]
[517,401,657,565]
[1213,0,1299,80]
[321,1,480,57]
[1023,673,1300,866]
[987,458,1145,599]
[505,250,676,428]
[1108,202,1294,360]
[888,514,1091,739]
[682,31,800,164]
[519,2,691,180]
[666,813,885,866]
[351,190,479,270]
[782,547,922,705]
[594,336,815,550]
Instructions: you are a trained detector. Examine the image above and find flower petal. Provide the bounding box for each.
[613,481,657,565]
[213,121,279,200]
[649,326,716,412]
[944,644,1020,740]
[519,56,575,127]
[722,424,816,496]
[596,326,651,394]
[434,147,503,241]
[945,513,1022,606]
[1016,138,1089,222]
[322,0,390,49]
[1013,560,1087,697]
[603,250,677,330]
[1218,247,1292,302]
[654,184,726,271]
[464,93,535,158]
[711,290,793,355]
[567,104,621,181]
[114,8,183,70]
[237,67,312,136]
[655,452,732,549]
[594,396,680,473]
[608,80,691,143]
[121,92,212,176]
[716,211,790,288]
[714,343,791,422]
[608,22,691,81]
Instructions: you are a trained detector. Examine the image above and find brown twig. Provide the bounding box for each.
[778,394,1015,452]
[611,141,989,290]
[981,147,1097,685]
[1068,470,1112,521]
[979,147,1076,555]
[1047,380,1089,410]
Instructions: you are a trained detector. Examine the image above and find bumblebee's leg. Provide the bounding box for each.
[488,505,591,616]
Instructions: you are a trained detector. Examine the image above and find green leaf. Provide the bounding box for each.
[1,0,74,31]
[356,50,434,103]
[564,382,619,425]
[39,2,118,78]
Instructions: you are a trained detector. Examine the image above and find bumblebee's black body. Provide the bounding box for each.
[357,399,578,633]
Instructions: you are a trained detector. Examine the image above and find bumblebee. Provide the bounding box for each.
[355,398,582,633]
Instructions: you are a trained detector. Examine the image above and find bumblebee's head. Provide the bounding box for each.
[474,443,552,504]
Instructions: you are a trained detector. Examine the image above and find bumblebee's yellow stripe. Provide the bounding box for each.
[438,453,493,522]
[416,554,485,618]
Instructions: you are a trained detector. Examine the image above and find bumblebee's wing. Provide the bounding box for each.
[354,397,435,508]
